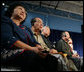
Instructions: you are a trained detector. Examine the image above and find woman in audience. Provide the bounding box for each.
[1,2,47,71]
[68,38,80,58]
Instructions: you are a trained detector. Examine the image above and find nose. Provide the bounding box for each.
[21,9,26,14]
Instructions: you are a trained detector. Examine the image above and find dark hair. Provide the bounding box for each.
[5,2,27,18]
[61,31,70,38]
[31,18,37,26]
[61,31,67,37]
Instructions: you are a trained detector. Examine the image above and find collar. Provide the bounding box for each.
[32,30,36,35]
[62,39,68,43]
[32,30,41,36]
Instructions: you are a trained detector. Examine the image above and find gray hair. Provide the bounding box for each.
[41,26,49,32]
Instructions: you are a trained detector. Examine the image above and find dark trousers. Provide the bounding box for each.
[1,50,58,72]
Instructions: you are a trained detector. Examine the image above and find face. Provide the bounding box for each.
[68,38,72,44]
[65,32,70,39]
[42,27,50,37]
[34,18,43,31]
[12,6,27,21]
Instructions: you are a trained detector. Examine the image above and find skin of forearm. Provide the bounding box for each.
[14,40,34,51]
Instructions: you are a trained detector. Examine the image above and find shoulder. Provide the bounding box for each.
[56,39,65,46]
[1,16,12,24]
[58,39,63,43]
[1,16,15,28]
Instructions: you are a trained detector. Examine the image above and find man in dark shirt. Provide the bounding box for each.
[41,26,79,71]
[56,31,82,71]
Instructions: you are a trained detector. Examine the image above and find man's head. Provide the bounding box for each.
[61,31,70,41]
[31,17,43,31]
[41,26,50,37]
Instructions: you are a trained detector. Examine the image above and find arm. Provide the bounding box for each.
[13,40,42,54]
[1,23,42,54]
[56,40,72,57]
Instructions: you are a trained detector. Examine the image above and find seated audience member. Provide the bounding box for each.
[41,26,55,49]
[30,17,58,71]
[55,31,83,71]
[31,18,58,53]
[41,26,78,71]
[1,2,50,72]
[68,38,80,58]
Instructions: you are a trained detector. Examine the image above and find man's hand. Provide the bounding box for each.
[49,49,58,54]
[36,44,44,51]
[32,46,47,58]
[38,52,48,58]
[75,53,80,58]
[32,47,41,54]
[36,44,42,48]
[72,54,80,58]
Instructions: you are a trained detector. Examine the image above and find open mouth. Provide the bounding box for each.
[20,13,24,17]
